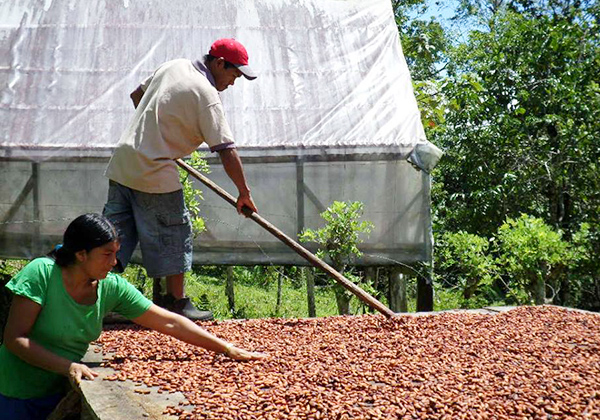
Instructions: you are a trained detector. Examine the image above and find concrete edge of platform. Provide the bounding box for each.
[79,345,193,419]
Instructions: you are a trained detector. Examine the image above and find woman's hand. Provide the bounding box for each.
[68,362,99,386]
[226,346,267,361]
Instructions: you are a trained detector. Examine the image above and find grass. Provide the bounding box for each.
[185,274,340,319]
[2,260,502,321]
[122,264,382,319]
[120,264,483,320]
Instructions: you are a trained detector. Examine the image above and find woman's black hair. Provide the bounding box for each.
[48,213,119,267]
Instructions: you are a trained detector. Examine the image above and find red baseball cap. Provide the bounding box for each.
[209,38,257,80]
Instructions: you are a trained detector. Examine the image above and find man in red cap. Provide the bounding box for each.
[103,38,257,321]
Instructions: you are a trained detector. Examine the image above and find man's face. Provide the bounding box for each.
[212,59,243,92]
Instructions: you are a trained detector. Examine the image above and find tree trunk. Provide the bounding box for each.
[548,178,573,306]
[531,274,546,305]
[463,277,478,303]
[331,262,351,315]
[558,276,572,306]
[389,267,408,313]
[594,274,600,311]
[226,267,235,313]
[335,289,351,315]
[305,268,316,318]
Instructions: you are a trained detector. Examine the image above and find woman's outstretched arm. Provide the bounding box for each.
[132,304,266,361]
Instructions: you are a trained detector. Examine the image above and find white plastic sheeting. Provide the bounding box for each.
[0,0,437,265]
[1,0,431,155]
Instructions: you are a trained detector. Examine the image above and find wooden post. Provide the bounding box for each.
[32,162,41,256]
[275,270,283,315]
[226,267,235,313]
[305,268,316,318]
[176,159,395,318]
[296,158,305,238]
[364,267,377,313]
[389,267,408,313]
[416,275,433,312]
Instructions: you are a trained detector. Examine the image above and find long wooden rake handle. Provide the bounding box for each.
[176,158,396,318]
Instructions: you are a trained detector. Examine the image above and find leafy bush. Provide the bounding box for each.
[300,201,374,315]
[437,231,499,307]
[300,201,374,271]
[495,214,570,305]
[0,259,28,344]
[178,151,210,237]
[568,223,600,311]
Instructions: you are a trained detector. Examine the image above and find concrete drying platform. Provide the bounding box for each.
[77,306,597,420]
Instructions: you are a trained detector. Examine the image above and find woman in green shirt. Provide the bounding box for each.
[0,213,265,420]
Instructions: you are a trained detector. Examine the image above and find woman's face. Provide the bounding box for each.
[79,241,120,281]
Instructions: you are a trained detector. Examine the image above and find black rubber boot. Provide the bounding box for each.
[162,294,214,321]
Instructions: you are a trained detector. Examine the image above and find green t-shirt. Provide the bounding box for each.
[0,257,152,399]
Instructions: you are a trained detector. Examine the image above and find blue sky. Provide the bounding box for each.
[408,0,457,24]
[423,1,457,22]
[410,0,481,42]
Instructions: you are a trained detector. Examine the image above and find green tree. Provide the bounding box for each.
[568,223,600,310]
[428,2,600,307]
[393,0,600,309]
[454,1,600,227]
[496,214,570,305]
[391,0,450,130]
[437,231,498,307]
[299,201,374,315]
[178,151,210,237]
[437,5,600,233]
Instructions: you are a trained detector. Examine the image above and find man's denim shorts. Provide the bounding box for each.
[102,181,193,278]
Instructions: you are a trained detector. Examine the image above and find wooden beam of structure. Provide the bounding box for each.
[0,172,35,233]
[176,158,395,318]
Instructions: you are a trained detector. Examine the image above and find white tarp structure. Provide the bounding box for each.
[0,0,441,266]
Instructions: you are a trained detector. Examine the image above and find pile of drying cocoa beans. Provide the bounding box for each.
[96,306,600,419]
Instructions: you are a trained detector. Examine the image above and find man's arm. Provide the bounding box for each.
[130,86,144,109]
[218,148,257,215]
